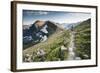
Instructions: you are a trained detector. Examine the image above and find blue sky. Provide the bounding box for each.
[23,10,91,25]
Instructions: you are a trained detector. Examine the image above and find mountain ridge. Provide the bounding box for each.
[23,20,64,49]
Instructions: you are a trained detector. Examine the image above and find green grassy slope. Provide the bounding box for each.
[74,19,91,59]
[23,29,70,62]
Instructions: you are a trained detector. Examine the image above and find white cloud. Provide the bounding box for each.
[38,11,48,15]
[25,11,48,15]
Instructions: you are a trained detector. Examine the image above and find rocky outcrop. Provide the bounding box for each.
[23,20,61,49]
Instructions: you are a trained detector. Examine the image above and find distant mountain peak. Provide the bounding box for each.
[23,25,30,30]
[34,20,46,28]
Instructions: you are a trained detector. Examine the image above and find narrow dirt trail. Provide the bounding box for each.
[67,31,81,60]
